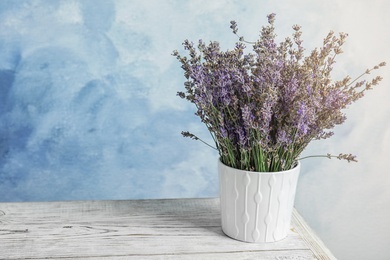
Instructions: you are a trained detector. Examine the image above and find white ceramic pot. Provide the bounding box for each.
[219,159,300,243]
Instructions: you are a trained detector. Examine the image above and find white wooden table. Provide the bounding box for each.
[0,198,336,259]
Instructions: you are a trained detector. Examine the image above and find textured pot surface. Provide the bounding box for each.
[219,160,300,243]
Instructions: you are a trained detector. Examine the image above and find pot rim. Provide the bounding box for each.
[218,158,300,175]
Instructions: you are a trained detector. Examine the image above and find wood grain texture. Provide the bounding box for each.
[0,198,336,259]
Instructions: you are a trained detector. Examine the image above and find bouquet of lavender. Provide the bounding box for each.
[173,13,385,172]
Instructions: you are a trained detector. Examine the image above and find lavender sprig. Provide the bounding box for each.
[299,153,358,163]
[181,131,218,150]
[173,13,385,171]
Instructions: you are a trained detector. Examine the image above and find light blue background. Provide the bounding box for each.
[0,1,389,259]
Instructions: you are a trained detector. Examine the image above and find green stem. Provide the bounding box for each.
[298,155,332,160]
[346,67,376,89]
[197,138,218,151]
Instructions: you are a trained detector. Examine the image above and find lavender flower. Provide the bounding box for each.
[173,13,385,172]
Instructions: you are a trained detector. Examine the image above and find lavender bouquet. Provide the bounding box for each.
[173,14,385,172]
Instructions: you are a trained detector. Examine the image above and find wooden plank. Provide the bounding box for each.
[292,208,337,260]
[0,198,334,259]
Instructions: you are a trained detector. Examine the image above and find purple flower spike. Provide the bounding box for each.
[173,12,385,171]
